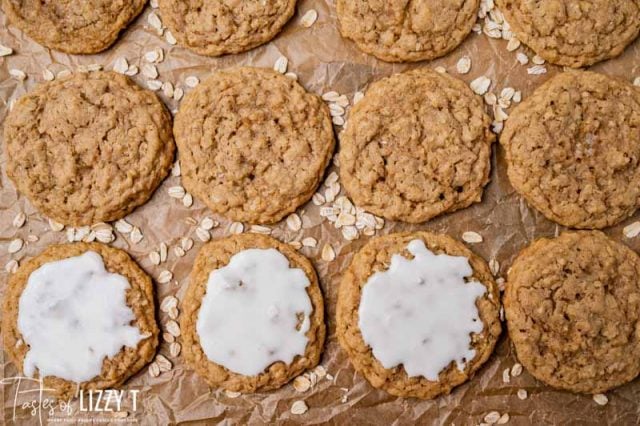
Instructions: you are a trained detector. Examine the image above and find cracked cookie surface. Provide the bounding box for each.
[181,234,325,393]
[159,0,296,56]
[501,71,640,230]
[1,0,146,54]
[336,0,480,62]
[336,231,501,399]
[505,231,640,394]
[174,67,335,224]
[2,242,159,400]
[497,0,640,67]
[3,71,175,226]
[339,68,494,223]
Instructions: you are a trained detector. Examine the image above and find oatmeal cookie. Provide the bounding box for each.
[505,231,640,394]
[336,0,480,62]
[2,242,159,400]
[1,0,146,54]
[501,70,640,229]
[159,0,297,56]
[174,67,335,224]
[3,71,175,226]
[497,0,640,68]
[339,68,494,223]
[337,231,501,399]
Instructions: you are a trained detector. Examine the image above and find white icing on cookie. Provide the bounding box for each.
[18,251,143,383]
[358,239,486,381]
[196,248,312,376]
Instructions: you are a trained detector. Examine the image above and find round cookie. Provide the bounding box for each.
[159,0,297,57]
[336,0,480,62]
[497,0,640,68]
[501,71,640,230]
[2,242,159,400]
[337,232,501,399]
[174,67,335,224]
[339,68,495,224]
[3,71,175,226]
[505,231,640,394]
[180,233,325,393]
[1,0,146,54]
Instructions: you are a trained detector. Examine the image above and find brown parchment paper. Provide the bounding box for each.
[1,1,640,425]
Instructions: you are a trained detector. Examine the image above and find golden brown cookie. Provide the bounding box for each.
[497,0,640,68]
[501,70,640,230]
[336,0,480,62]
[339,68,494,224]
[181,233,325,393]
[505,231,640,394]
[337,232,501,399]
[3,71,175,226]
[1,0,146,54]
[174,67,335,224]
[159,0,296,56]
[2,242,159,400]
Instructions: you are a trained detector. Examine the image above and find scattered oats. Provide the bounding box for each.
[42,69,55,81]
[300,9,318,28]
[168,186,186,199]
[113,411,129,419]
[332,116,345,126]
[470,76,491,95]
[57,69,71,79]
[26,234,38,242]
[9,69,26,81]
[517,389,528,400]
[13,212,26,228]
[302,237,317,248]
[312,193,325,205]
[335,95,350,108]
[147,79,163,91]
[74,226,90,242]
[527,65,547,75]
[8,238,23,254]
[115,219,133,234]
[286,213,302,231]
[182,193,193,207]
[321,244,336,262]
[163,332,175,343]
[284,72,298,80]
[125,64,139,76]
[225,390,241,398]
[66,227,76,242]
[326,373,334,381]
[149,250,161,266]
[229,222,244,235]
[342,226,358,241]
[181,237,194,251]
[329,103,345,116]
[200,217,216,231]
[634,77,640,87]
[289,241,303,250]
[5,259,19,274]
[484,92,497,105]
[484,411,501,424]
[506,38,521,51]
[500,306,505,321]
[150,0,158,7]
[160,296,178,313]
[95,227,115,243]
[250,225,271,235]
[148,363,160,377]
[174,246,186,257]
[293,376,311,392]
[172,161,182,177]
[291,400,308,415]
[516,52,529,65]
[0,44,13,56]
[623,222,640,238]
[87,64,103,72]
[185,75,199,88]
[456,56,472,74]
[489,259,500,276]
[322,91,340,102]
[158,270,173,284]
[494,105,509,122]
[274,56,289,74]
[144,50,159,63]
[434,66,447,74]
[353,91,365,104]
[130,227,144,244]
[196,227,211,242]
[113,57,129,74]
[593,394,608,406]
[159,242,168,262]
[147,12,163,31]
[166,320,181,337]
[462,231,483,244]
[500,87,516,101]
[142,64,158,79]
[502,367,511,383]
[511,363,523,377]
[165,30,177,45]
[170,342,181,357]
[174,87,184,101]
[532,55,546,65]
[497,413,510,424]
[513,90,522,103]
[168,306,179,320]
[162,81,174,98]
[155,354,172,372]
[492,121,504,134]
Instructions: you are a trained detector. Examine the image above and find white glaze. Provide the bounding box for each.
[18,251,143,383]
[358,240,486,381]
[196,248,312,376]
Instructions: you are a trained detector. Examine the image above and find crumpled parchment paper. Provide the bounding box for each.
[1,1,640,425]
